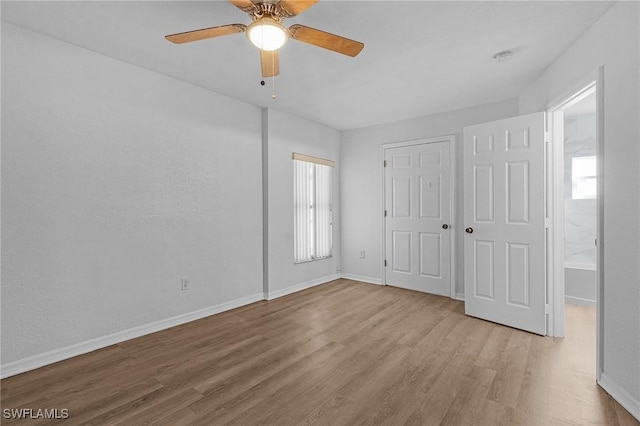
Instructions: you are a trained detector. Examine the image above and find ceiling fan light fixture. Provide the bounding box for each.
[247,17,287,51]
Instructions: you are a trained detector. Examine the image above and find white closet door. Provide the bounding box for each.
[384,141,451,296]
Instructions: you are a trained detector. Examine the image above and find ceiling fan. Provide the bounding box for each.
[165,0,364,78]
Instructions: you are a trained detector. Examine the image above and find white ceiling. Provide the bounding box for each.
[1,1,615,130]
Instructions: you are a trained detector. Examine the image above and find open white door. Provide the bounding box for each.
[463,113,546,335]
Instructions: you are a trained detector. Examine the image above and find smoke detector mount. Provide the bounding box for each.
[493,50,515,63]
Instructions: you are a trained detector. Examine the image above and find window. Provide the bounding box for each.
[572,156,596,199]
[293,153,334,263]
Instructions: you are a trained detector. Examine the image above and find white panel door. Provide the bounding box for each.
[463,113,546,335]
[384,141,451,296]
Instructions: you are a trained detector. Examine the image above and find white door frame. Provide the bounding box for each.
[546,66,604,380]
[380,135,457,298]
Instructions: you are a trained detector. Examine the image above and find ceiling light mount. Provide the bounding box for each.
[493,50,515,63]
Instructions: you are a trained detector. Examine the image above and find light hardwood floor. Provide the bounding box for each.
[1,279,638,425]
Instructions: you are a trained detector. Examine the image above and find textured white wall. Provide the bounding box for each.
[340,99,519,294]
[266,109,341,295]
[1,24,264,364]
[519,1,640,412]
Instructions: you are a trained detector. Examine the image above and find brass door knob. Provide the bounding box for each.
[442,224,449,230]
[465,227,474,234]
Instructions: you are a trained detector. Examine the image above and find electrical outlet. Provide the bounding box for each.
[360,250,366,259]
[181,278,189,291]
[335,266,342,273]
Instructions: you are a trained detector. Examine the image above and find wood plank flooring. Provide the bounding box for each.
[1,279,638,425]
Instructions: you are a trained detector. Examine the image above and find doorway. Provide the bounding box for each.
[548,72,603,380]
[562,88,597,308]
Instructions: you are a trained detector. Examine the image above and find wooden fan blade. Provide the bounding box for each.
[279,0,318,17]
[165,24,246,44]
[261,49,280,77]
[288,24,364,57]
[229,0,255,13]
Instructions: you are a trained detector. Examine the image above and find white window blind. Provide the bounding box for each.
[293,153,334,263]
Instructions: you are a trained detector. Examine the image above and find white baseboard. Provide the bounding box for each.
[0,292,264,379]
[453,292,465,301]
[565,295,596,307]
[340,273,382,285]
[1,275,347,379]
[598,373,640,421]
[266,274,340,300]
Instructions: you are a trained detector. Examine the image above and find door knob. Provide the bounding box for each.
[442,224,449,230]
[465,227,474,234]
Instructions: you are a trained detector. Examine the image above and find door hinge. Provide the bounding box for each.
[384,210,387,217]
[384,259,388,267]
[383,160,387,167]
[545,304,551,314]
[545,218,552,228]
